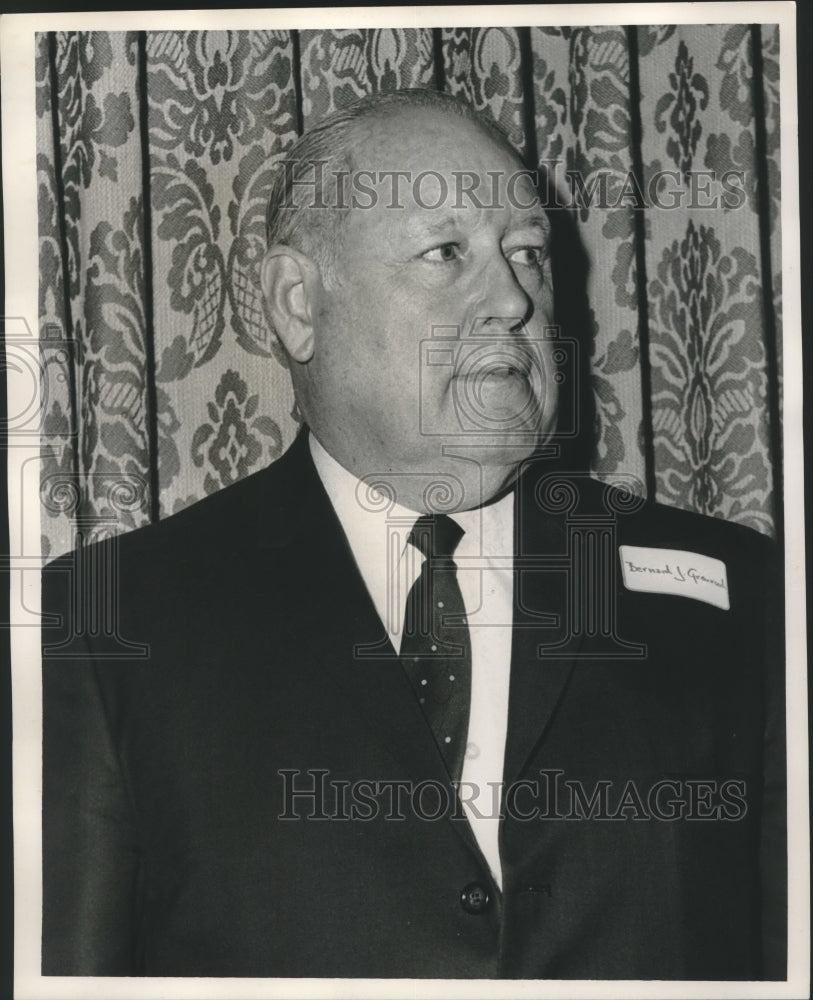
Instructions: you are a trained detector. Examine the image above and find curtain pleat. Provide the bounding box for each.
[37,32,76,560]
[39,31,153,555]
[531,26,649,491]
[38,24,784,558]
[143,30,299,516]
[638,25,778,534]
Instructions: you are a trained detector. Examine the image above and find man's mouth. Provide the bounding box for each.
[476,363,527,380]
[448,347,546,429]
[457,347,536,385]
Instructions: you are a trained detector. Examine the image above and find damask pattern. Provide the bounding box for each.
[638,24,777,532]
[38,25,783,556]
[442,27,527,153]
[150,153,226,369]
[145,30,298,515]
[300,29,434,125]
[191,369,283,495]
[648,222,771,531]
[654,40,709,179]
[705,25,781,232]
[148,31,287,165]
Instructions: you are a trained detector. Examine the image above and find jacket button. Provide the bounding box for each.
[460,881,491,915]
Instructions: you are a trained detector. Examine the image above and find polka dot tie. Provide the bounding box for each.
[401,514,471,784]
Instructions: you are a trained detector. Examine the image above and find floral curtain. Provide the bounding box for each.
[37,24,782,559]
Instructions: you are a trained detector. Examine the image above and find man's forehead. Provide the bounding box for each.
[351,105,524,171]
[333,107,545,228]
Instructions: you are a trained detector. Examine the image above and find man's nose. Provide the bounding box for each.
[474,254,532,333]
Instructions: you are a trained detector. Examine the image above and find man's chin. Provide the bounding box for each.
[437,431,548,467]
[424,436,548,510]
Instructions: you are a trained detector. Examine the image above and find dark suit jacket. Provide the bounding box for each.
[41,431,786,979]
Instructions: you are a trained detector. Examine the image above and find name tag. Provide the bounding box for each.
[619,545,730,610]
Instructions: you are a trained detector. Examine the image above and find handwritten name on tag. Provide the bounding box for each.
[619,546,730,610]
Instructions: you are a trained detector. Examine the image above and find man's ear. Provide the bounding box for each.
[260,246,320,363]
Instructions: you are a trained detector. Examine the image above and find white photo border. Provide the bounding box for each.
[2,5,807,999]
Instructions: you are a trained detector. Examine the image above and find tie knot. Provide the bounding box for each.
[408,513,464,560]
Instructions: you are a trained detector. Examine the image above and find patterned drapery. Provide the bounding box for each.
[37,25,782,559]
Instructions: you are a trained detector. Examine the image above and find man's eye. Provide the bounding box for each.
[507,247,547,269]
[423,243,461,263]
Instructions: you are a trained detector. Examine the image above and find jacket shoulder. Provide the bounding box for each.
[41,438,313,631]
[519,464,779,587]
[44,437,307,570]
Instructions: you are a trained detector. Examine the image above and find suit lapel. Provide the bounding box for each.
[502,468,583,786]
[262,433,489,864]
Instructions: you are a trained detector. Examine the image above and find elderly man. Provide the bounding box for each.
[42,89,785,980]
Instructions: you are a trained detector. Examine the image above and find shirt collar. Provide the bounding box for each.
[309,432,514,638]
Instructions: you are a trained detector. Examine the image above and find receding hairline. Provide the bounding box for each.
[342,106,525,172]
[300,88,522,157]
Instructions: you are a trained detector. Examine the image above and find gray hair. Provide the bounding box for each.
[264,88,521,282]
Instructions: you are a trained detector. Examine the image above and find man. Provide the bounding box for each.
[41,89,786,979]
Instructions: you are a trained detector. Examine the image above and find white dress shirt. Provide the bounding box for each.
[309,434,514,887]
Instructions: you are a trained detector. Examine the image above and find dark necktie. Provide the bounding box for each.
[400,514,472,784]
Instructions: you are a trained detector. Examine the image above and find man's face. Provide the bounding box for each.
[299,107,557,505]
